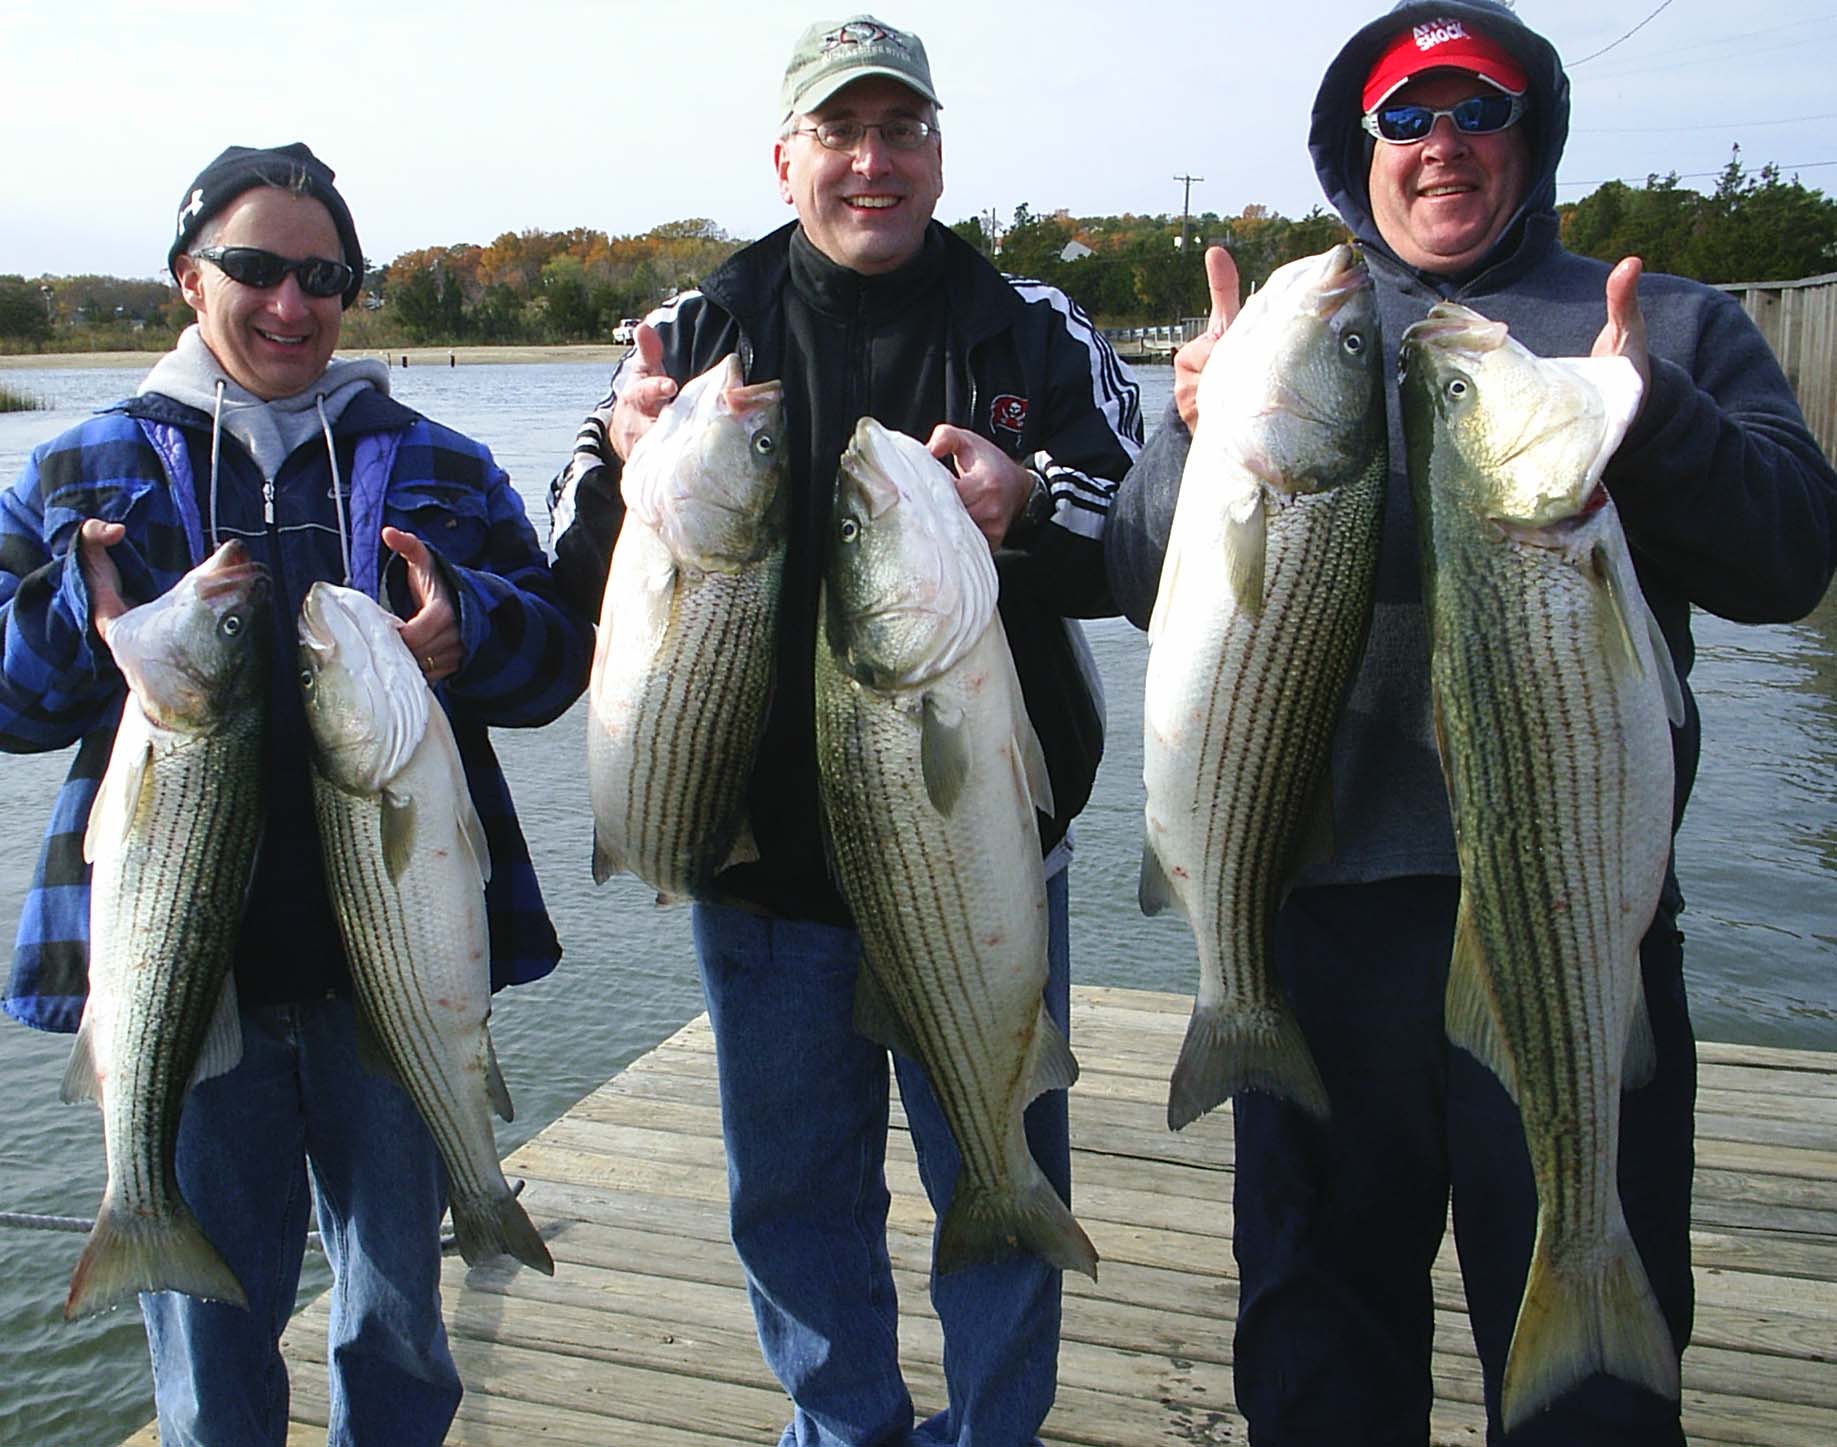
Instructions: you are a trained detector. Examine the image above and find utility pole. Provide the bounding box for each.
[1174,174,1203,332]
[1173,173,1203,258]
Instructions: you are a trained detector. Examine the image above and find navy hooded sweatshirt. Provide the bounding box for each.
[1105,0,1837,897]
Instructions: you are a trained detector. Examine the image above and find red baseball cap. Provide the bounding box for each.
[1362,16,1529,112]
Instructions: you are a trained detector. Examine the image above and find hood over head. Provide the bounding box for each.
[1310,1,1568,284]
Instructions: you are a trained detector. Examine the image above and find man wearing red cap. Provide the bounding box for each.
[1107,3,1836,1444]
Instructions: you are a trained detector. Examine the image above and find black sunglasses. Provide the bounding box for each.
[1361,93,1526,145]
[192,245,356,299]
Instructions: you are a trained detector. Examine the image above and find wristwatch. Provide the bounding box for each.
[1008,466,1054,542]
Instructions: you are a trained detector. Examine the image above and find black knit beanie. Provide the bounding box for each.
[167,142,365,308]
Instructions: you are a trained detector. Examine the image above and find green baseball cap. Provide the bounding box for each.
[780,15,941,123]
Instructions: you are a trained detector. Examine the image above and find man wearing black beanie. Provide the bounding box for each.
[0,145,590,1444]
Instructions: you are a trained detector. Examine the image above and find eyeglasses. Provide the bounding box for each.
[788,118,937,152]
[192,246,356,299]
[1361,93,1526,144]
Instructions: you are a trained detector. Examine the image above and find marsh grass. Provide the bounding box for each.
[0,383,45,413]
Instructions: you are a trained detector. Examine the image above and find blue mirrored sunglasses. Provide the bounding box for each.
[1361,93,1526,144]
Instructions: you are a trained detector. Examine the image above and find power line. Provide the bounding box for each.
[1556,159,1837,190]
[1573,113,1837,135]
[1568,0,1678,66]
[1576,12,1837,73]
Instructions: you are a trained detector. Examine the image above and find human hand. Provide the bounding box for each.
[77,519,130,646]
[382,526,461,682]
[927,424,1034,550]
[1174,246,1241,433]
[608,322,678,461]
[1592,256,1651,425]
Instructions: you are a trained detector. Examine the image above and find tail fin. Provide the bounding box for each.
[1501,1222,1680,1431]
[64,1199,247,1321]
[937,1170,1099,1282]
[452,1191,555,1276]
[1167,999,1329,1130]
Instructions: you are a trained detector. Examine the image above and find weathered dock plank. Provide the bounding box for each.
[122,986,1836,1446]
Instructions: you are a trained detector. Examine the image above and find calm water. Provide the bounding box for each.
[0,358,1830,1445]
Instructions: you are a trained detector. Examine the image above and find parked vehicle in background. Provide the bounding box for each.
[612,318,640,345]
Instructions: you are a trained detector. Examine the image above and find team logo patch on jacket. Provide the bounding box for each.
[990,394,1028,435]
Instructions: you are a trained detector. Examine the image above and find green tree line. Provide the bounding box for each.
[5,153,1833,354]
[1557,147,1837,284]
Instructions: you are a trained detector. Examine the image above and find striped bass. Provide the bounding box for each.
[814,417,1097,1280]
[1140,244,1385,1129]
[587,353,786,900]
[63,540,268,1319]
[299,582,552,1276]
[1401,302,1685,1428]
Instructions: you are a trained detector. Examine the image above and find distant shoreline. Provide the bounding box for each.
[0,343,630,371]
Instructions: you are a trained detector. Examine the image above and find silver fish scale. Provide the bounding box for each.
[814,638,1036,1194]
[90,722,263,1227]
[1432,528,1682,1256]
[1431,537,1662,1225]
[611,558,780,896]
[1171,455,1384,992]
[311,782,507,1221]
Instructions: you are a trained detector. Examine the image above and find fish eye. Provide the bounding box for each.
[1445,376,1470,401]
[1342,331,1366,357]
[754,433,776,457]
[298,669,314,692]
[220,613,244,638]
[839,517,860,543]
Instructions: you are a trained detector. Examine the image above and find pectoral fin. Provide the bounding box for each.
[380,789,417,883]
[920,693,970,817]
[1223,490,1269,619]
[84,731,154,864]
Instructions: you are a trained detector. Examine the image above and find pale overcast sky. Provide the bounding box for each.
[6,0,1834,280]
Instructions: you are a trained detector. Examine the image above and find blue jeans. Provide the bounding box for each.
[1231,876,1695,1447]
[141,997,461,1447]
[693,868,1073,1447]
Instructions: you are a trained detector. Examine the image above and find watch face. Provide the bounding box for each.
[1024,471,1053,529]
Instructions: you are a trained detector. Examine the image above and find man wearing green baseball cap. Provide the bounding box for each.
[550,14,1142,1446]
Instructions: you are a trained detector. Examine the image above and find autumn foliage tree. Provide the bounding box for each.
[371,221,743,344]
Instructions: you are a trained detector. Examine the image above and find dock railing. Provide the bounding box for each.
[1713,271,1837,460]
[1103,318,1207,362]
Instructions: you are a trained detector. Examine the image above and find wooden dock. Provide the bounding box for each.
[124,986,1837,1446]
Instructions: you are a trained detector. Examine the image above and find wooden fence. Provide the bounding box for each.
[1715,271,1837,461]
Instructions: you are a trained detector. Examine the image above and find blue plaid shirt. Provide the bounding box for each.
[1,388,591,1032]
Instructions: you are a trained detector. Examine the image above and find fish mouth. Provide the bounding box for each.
[1305,244,1372,320]
[1403,302,1508,361]
[724,378,784,422]
[192,539,270,605]
[839,423,905,520]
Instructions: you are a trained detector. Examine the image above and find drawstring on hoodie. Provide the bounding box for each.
[316,393,352,588]
[207,380,225,552]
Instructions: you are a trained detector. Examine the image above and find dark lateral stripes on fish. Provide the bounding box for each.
[301,582,552,1277]
[587,355,788,902]
[1137,245,1387,1131]
[815,418,1097,1281]
[1402,302,1683,1427]
[62,541,269,1319]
